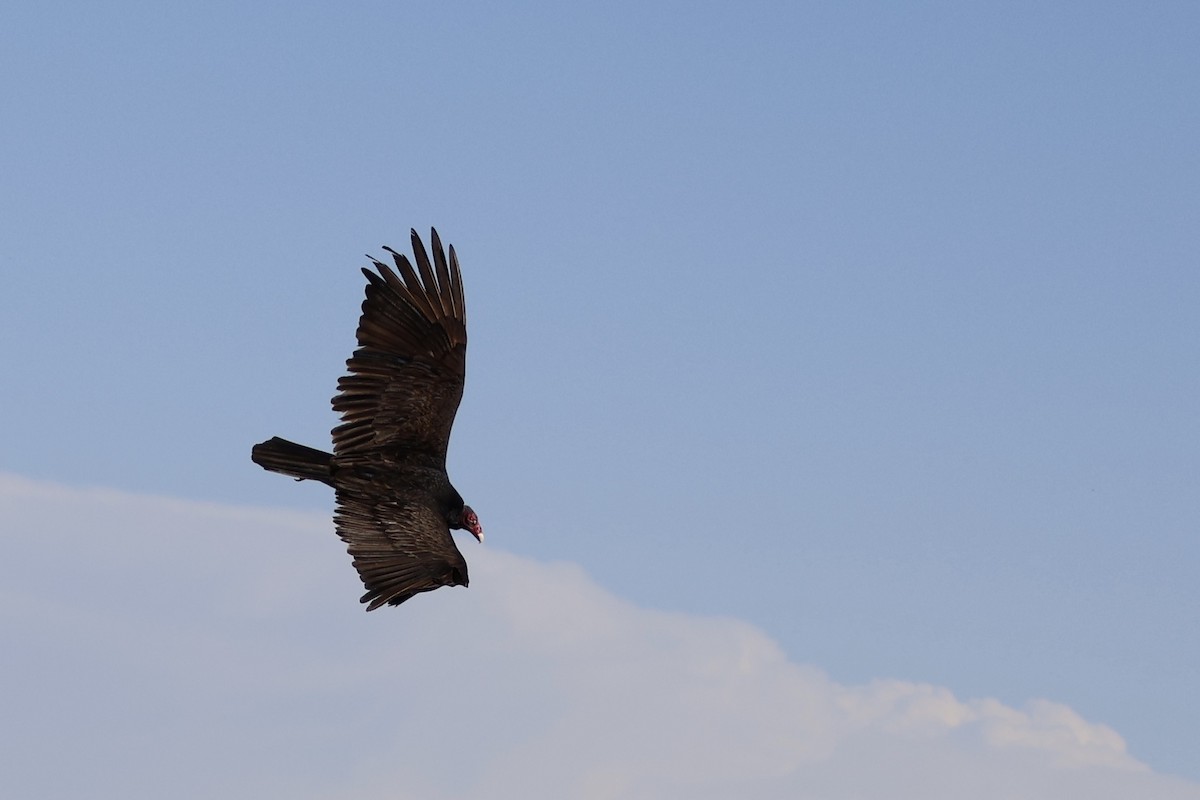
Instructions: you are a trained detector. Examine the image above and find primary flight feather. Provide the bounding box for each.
[251,228,482,611]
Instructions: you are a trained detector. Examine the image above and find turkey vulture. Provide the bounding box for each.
[251,228,482,610]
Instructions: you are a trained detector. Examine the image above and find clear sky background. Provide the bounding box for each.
[2,2,1197,796]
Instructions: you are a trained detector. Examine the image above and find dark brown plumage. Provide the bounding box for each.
[252,229,482,611]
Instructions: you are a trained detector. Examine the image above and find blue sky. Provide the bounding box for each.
[3,2,1198,795]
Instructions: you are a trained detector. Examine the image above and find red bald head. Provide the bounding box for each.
[462,505,483,543]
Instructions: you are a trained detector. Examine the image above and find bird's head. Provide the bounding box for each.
[461,505,483,543]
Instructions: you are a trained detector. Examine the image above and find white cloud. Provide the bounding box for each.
[1,473,1197,800]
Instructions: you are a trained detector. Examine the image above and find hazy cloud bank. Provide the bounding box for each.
[2,474,1196,800]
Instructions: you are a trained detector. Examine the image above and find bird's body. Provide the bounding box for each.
[252,229,482,611]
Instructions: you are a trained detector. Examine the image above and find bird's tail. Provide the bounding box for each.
[251,437,334,485]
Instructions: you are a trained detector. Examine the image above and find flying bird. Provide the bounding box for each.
[252,228,482,610]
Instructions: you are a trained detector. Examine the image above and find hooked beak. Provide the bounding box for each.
[462,506,483,543]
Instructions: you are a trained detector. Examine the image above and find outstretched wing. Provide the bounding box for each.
[334,486,469,610]
[332,228,467,464]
